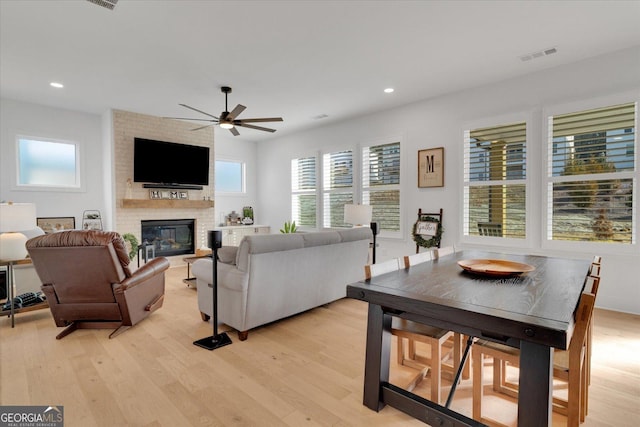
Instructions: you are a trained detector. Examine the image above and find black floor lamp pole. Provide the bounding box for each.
[193,230,232,350]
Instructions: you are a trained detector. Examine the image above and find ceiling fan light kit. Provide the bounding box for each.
[166,86,283,135]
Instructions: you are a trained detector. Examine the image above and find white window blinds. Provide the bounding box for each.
[291,156,317,227]
[363,142,400,233]
[464,122,527,238]
[323,150,353,228]
[547,102,636,244]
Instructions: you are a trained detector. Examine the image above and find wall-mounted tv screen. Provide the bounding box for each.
[133,138,210,187]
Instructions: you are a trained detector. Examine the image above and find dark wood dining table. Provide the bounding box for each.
[346,250,591,427]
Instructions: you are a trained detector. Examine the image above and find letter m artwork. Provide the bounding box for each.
[418,147,444,188]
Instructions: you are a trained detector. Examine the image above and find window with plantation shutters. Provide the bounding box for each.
[547,102,636,244]
[322,150,353,228]
[291,156,317,227]
[464,122,527,239]
[363,142,401,234]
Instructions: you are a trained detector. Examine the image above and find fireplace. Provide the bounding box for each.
[141,219,195,257]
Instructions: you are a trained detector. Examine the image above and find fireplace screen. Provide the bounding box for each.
[141,219,195,257]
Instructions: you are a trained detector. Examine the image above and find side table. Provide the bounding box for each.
[0,258,49,327]
[182,255,211,286]
[137,244,155,267]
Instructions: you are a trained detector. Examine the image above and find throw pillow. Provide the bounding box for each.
[217,246,238,265]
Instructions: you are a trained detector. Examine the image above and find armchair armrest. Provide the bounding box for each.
[119,257,170,290]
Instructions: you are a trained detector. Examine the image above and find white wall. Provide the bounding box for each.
[256,46,640,314]
[214,133,261,227]
[0,98,106,227]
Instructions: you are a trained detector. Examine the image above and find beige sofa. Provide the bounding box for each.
[191,227,372,340]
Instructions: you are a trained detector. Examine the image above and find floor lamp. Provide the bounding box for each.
[193,230,232,350]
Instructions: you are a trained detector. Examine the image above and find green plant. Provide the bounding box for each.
[280,221,297,233]
[121,233,139,260]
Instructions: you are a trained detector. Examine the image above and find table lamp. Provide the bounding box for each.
[0,202,37,261]
[344,204,372,227]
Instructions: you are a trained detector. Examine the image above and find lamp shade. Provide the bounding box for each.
[344,204,372,226]
[0,203,37,232]
[0,203,37,261]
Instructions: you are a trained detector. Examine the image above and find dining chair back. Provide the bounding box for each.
[471,290,598,427]
[403,250,433,268]
[434,246,456,259]
[364,258,401,280]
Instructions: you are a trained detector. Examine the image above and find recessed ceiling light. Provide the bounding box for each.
[384,88,394,93]
[50,82,64,88]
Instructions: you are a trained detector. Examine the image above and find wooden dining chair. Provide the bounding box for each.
[472,285,598,427]
[584,256,601,394]
[370,253,463,404]
[490,271,601,422]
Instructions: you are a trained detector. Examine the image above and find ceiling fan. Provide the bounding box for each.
[166,86,283,136]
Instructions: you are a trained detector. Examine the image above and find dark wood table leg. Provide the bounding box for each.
[518,340,553,426]
[363,303,391,411]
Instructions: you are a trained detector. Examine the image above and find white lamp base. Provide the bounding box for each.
[0,232,29,261]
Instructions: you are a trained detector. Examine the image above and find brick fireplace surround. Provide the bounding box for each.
[113,109,215,267]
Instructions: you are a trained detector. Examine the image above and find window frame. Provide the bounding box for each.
[541,94,638,256]
[291,154,319,229]
[460,112,534,249]
[15,135,84,192]
[321,148,355,229]
[214,158,246,194]
[290,137,404,238]
[361,139,403,239]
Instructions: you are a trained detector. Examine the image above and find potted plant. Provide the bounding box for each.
[280,221,297,233]
[122,233,139,261]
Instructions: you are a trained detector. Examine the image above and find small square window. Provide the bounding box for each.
[17,136,80,189]
[215,159,245,193]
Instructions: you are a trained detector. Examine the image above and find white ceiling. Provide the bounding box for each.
[2,0,640,142]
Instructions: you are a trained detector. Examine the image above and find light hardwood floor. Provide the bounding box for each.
[1,266,638,426]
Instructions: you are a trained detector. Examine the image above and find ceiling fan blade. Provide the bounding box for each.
[163,117,216,122]
[227,104,246,120]
[191,124,214,131]
[229,127,240,136]
[235,123,277,133]
[179,103,219,119]
[236,117,283,123]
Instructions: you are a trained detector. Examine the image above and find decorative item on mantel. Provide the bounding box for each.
[196,223,212,257]
[125,178,133,199]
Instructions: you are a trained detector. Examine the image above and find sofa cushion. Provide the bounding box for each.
[236,233,305,271]
[337,227,372,242]
[301,231,341,247]
[217,246,238,265]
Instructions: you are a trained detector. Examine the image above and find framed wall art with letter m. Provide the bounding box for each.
[418,147,444,188]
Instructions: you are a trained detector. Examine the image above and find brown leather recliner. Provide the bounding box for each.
[26,230,170,339]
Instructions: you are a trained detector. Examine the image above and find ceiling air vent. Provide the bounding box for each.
[519,46,557,62]
[86,0,118,10]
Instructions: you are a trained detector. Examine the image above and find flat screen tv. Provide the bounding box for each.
[133,138,210,187]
